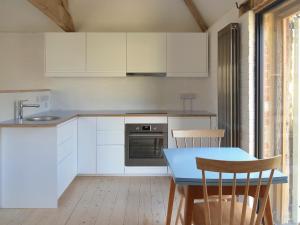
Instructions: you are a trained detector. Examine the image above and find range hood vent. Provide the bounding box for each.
[126,73,166,77]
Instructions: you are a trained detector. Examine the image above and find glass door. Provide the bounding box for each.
[258,1,300,224]
[128,134,165,159]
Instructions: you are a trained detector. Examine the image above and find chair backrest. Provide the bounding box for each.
[172,129,225,148]
[195,156,281,225]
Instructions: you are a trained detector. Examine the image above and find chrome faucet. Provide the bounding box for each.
[16,100,40,120]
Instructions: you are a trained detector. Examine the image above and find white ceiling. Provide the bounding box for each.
[0,0,238,32]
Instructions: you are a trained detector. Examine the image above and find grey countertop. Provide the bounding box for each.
[0,110,217,127]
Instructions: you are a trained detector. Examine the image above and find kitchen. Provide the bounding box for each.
[0,0,297,225]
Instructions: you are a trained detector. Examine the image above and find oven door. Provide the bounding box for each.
[125,132,167,166]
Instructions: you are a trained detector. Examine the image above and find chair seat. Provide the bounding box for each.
[193,201,253,225]
[177,186,231,202]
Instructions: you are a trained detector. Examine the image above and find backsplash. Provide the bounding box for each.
[0,91,51,122]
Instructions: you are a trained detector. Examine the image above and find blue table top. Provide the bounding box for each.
[163,147,288,186]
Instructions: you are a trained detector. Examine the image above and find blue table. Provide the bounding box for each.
[163,147,288,225]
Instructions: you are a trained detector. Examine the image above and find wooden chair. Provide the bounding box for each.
[172,129,225,149]
[172,129,225,225]
[193,156,281,225]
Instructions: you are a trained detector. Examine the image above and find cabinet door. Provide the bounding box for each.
[97,117,124,131]
[78,117,97,174]
[97,146,124,174]
[167,33,208,77]
[45,33,86,74]
[57,151,77,197]
[86,33,126,76]
[57,119,78,198]
[97,131,124,145]
[168,117,211,148]
[127,33,167,73]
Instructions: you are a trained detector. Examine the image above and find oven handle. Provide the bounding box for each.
[128,133,165,138]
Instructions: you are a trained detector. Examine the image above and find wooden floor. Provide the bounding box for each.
[0,176,182,225]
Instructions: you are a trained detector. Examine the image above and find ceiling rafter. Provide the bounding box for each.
[27,0,75,32]
[184,0,208,32]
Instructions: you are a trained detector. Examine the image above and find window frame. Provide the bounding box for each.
[255,0,287,158]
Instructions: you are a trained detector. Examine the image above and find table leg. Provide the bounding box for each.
[183,186,194,225]
[264,195,274,225]
[166,178,176,225]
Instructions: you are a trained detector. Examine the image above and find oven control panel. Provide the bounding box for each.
[130,124,167,133]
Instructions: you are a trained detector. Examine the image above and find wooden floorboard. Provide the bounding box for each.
[0,176,177,225]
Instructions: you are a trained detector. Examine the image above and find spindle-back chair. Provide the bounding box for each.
[172,129,225,225]
[193,156,281,225]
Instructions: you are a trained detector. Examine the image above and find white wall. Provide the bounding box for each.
[0,0,61,32]
[0,33,217,112]
[208,8,255,153]
[0,7,255,153]
[0,91,51,122]
[0,0,238,32]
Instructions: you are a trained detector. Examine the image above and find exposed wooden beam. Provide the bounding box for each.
[184,0,208,32]
[236,0,252,16]
[28,0,75,32]
[252,0,276,13]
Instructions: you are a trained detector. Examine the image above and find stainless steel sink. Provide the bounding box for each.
[25,116,61,122]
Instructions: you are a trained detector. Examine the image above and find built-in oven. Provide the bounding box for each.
[125,124,168,166]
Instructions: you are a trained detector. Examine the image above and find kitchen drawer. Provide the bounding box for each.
[78,117,97,174]
[57,152,77,198]
[57,139,73,163]
[97,145,124,174]
[97,117,124,131]
[97,131,124,145]
[57,119,77,145]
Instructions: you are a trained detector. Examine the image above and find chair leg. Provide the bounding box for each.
[175,196,184,225]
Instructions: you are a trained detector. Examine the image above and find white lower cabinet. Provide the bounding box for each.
[96,117,125,175]
[78,117,97,174]
[97,131,124,145]
[97,146,124,174]
[57,119,78,198]
[57,152,77,197]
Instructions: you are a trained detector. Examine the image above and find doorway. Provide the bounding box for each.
[256,0,300,224]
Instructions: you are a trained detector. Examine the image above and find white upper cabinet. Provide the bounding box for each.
[45,33,86,74]
[44,32,208,78]
[86,33,126,76]
[167,33,208,77]
[126,33,167,74]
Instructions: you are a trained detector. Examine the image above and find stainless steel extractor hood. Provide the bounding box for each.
[126,72,166,77]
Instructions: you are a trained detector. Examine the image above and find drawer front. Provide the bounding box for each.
[57,152,77,198]
[97,131,124,145]
[97,117,124,131]
[57,119,77,145]
[57,139,73,163]
[97,145,124,174]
